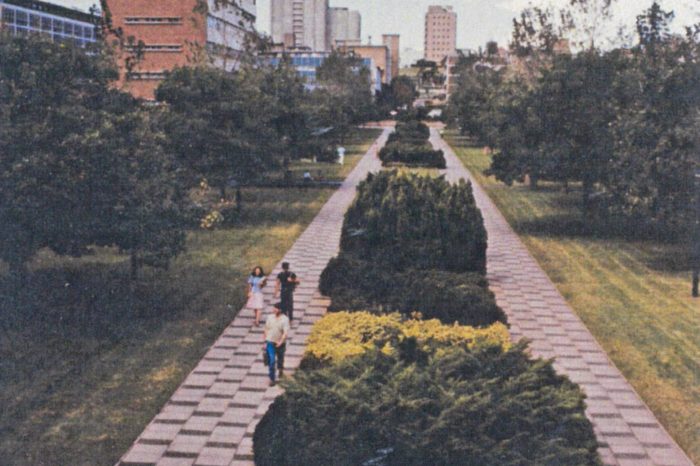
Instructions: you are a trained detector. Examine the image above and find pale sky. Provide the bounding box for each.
[50,0,699,58]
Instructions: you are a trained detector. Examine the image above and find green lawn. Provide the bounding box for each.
[445,133,700,463]
[0,128,381,466]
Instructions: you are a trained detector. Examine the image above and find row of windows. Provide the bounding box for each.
[3,24,92,47]
[124,17,182,25]
[127,71,167,80]
[1,5,96,41]
[126,44,183,52]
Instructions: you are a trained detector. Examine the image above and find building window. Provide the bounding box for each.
[127,71,167,80]
[127,44,183,53]
[124,17,182,25]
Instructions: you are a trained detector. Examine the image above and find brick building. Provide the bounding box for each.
[107,0,256,100]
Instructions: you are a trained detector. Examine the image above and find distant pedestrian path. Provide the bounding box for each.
[116,129,389,466]
[432,129,693,466]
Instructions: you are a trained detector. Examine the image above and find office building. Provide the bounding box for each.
[107,0,256,99]
[337,43,392,85]
[327,7,360,49]
[424,5,456,63]
[382,34,400,82]
[262,50,381,93]
[271,0,328,51]
[0,0,98,47]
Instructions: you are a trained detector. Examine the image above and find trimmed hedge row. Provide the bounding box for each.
[254,339,600,466]
[379,142,447,168]
[319,255,506,326]
[300,311,510,369]
[342,170,487,274]
[380,119,446,168]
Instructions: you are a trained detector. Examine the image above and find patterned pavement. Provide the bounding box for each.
[117,125,692,466]
[431,128,693,466]
[116,128,389,466]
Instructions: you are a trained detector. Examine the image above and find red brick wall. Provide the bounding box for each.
[106,0,206,99]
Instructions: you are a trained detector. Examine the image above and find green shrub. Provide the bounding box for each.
[301,311,510,369]
[254,344,600,466]
[387,120,431,143]
[379,142,447,168]
[319,255,506,326]
[341,171,487,273]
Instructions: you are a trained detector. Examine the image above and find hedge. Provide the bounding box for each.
[379,141,447,168]
[387,120,431,143]
[341,171,487,274]
[381,119,446,168]
[300,311,510,369]
[254,342,599,466]
[319,254,506,326]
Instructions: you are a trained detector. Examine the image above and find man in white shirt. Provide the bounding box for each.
[264,302,290,386]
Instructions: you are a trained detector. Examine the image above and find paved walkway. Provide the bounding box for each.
[117,129,389,466]
[431,129,693,466]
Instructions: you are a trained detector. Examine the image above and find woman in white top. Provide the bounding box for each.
[247,266,267,326]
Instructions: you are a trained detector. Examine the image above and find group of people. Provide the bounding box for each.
[246,262,300,386]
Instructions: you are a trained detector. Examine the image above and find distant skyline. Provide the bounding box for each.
[49,0,699,56]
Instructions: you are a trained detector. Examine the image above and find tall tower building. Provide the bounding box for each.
[107,0,256,99]
[424,5,456,63]
[382,34,400,82]
[327,7,361,49]
[271,0,328,51]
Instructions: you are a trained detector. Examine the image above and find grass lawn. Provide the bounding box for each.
[444,133,700,463]
[0,128,381,466]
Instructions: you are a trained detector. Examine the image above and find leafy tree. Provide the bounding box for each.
[257,60,316,161]
[0,34,185,277]
[156,66,277,199]
[603,7,700,231]
[313,51,376,139]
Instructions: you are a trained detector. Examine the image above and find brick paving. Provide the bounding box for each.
[116,129,390,466]
[431,129,693,466]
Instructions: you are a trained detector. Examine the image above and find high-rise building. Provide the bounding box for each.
[0,0,98,47]
[382,34,400,82]
[271,0,328,51]
[327,7,361,49]
[106,0,256,100]
[424,5,456,63]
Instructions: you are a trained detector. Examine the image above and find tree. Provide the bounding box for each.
[156,66,277,199]
[603,8,700,231]
[313,51,375,141]
[257,59,316,161]
[0,34,186,277]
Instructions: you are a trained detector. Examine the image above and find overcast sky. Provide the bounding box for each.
[51,0,699,54]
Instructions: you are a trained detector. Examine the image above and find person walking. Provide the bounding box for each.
[263,302,289,386]
[275,262,300,322]
[247,266,267,326]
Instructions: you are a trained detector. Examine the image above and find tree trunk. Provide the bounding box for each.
[529,173,539,190]
[8,260,28,285]
[235,187,242,213]
[130,254,141,281]
[582,176,593,215]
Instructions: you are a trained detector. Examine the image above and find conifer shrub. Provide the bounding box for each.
[319,255,506,326]
[381,120,446,168]
[387,120,431,143]
[254,342,599,466]
[300,311,510,369]
[379,142,447,168]
[341,171,487,273]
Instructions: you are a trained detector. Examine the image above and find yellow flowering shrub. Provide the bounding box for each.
[303,311,510,367]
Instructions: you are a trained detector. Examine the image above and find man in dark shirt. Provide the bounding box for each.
[275,262,300,322]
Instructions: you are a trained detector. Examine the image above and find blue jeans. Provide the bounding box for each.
[266,341,286,381]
